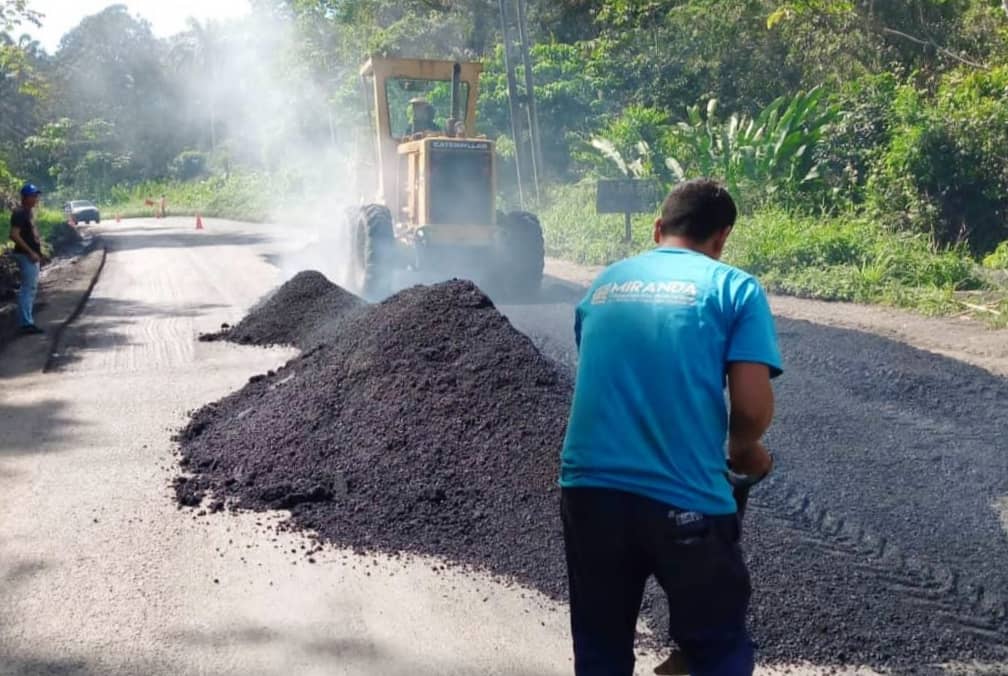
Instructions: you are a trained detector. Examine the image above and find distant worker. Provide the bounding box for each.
[408,97,439,134]
[8,183,49,335]
[159,194,166,219]
[559,179,782,676]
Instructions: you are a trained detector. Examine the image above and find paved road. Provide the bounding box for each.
[0,219,576,676]
[4,217,1004,675]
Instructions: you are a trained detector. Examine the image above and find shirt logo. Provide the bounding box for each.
[590,280,698,306]
[590,285,611,304]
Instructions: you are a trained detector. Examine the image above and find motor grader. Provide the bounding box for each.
[347,56,544,299]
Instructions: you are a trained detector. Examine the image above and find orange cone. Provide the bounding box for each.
[195,213,204,230]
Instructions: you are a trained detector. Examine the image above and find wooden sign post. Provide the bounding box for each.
[596,179,664,243]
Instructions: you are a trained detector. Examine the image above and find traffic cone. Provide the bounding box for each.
[195,213,204,230]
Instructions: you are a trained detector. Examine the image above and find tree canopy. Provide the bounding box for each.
[1,0,1008,250]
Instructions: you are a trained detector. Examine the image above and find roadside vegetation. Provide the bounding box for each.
[0,207,74,256]
[105,175,276,222]
[1,0,1007,322]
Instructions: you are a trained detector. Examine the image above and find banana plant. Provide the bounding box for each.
[666,87,841,207]
[589,137,653,179]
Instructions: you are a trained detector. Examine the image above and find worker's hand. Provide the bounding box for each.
[30,252,41,264]
[728,439,773,477]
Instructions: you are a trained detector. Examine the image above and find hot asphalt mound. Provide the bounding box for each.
[176,279,572,597]
[200,270,363,348]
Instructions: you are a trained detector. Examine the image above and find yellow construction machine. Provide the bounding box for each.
[347,56,544,299]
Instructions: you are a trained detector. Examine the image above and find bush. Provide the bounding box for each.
[585,91,841,213]
[1,207,72,255]
[866,67,1008,254]
[538,181,986,316]
[575,106,676,183]
[169,151,210,181]
[727,210,983,312]
[816,73,903,206]
[983,240,1008,269]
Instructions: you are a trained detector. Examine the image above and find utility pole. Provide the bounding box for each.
[498,0,542,209]
[515,0,543,203]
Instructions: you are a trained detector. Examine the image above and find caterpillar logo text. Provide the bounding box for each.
[431,140,491,151]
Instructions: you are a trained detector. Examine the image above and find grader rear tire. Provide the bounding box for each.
[352,204,395,300]
[498,210,545,298]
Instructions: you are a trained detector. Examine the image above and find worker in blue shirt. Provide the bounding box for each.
[560,178,782,676]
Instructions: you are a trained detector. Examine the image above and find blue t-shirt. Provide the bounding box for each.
[560,247,783,515]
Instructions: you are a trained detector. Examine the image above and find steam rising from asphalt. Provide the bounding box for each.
[177,9,510,301]
[172,10,374,291]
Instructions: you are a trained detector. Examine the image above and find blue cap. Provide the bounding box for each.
[20,183,41,197]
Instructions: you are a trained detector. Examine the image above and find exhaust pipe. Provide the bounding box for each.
[449,62,461,137]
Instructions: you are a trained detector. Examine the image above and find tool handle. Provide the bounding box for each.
[725,450,773,520]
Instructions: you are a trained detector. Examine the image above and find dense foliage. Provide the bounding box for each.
[1,0,1008,317]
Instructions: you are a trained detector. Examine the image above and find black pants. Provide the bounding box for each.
[561,487,754,676]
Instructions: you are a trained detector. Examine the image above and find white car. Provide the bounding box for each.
[64,200,101,224]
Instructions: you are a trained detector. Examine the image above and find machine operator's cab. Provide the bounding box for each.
[349,56,543,300]
[359,57,496,236]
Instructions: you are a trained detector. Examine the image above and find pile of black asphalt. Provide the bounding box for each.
[180,275,1008,670]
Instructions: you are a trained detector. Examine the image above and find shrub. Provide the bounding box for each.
[169,151,210,181]
[866,66,1008,254]
[727,210,983,311]
[983,241,1008,269]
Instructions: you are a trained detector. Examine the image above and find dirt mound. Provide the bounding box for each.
[200,270,363,348]
[176,280,572,596]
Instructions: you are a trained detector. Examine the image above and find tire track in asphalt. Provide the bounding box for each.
[502,303,1008,668]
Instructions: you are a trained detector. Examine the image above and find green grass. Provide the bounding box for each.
[726,210,984,314]
[539,180,1004,323]
[538,181,656,264]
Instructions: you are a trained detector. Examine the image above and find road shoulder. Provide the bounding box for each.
[0,243,107,378]
[544,257,1008,377]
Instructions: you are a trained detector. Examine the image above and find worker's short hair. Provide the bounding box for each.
[657,179,737,241]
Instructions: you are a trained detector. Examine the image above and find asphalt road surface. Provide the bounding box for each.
[2,217,1006,675]
[0,219,574,676]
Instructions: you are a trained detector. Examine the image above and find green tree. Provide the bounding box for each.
[169,18,223,153]
[53,5,181,181]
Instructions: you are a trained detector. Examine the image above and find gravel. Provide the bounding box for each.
[743,319,1008,666]
[199,270,363,348]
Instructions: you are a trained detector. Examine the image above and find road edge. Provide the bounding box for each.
[544,257,1008,378]
[42,244,107,373]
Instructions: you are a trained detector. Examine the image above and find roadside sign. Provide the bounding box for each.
[596,179,663,214]
[596,179,664,242]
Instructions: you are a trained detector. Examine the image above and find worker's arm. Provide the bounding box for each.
[727,362,774,476]
[9,227,41,262]
[724,277,782,476]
